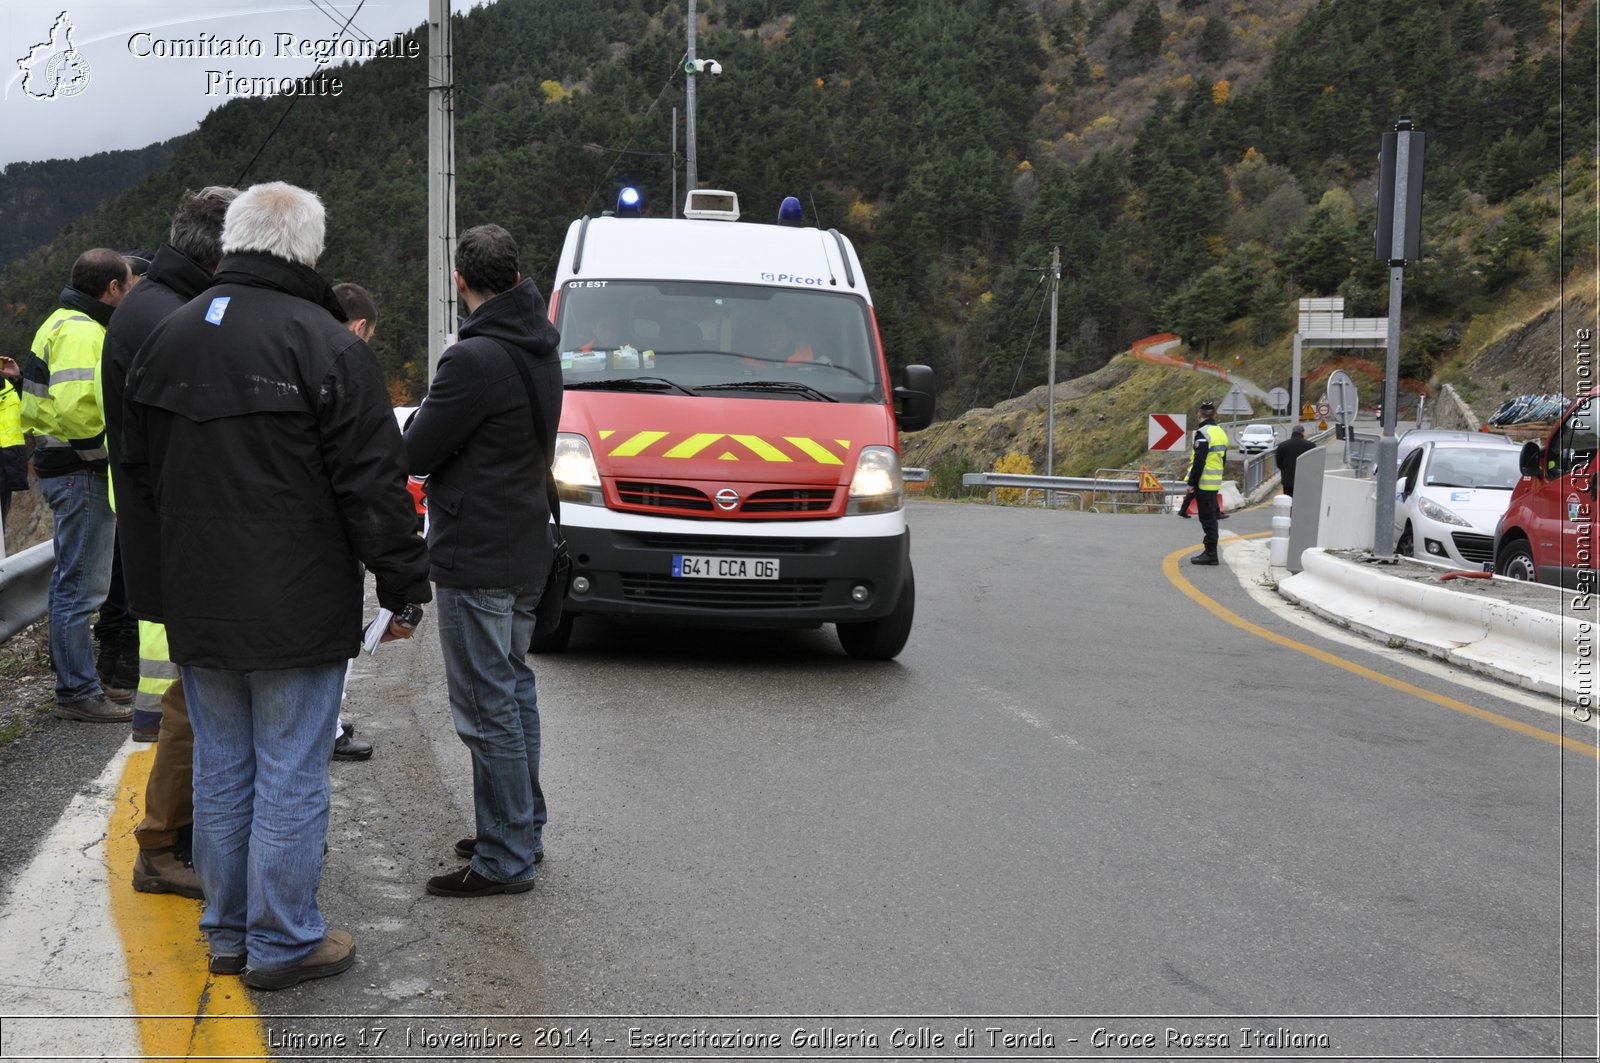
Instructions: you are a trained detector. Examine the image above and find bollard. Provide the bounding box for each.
[1269,494,1292,567]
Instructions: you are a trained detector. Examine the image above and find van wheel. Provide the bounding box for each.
[836,569,914,661]
[528,615,574,654]
[1496,539,1537,582]
[1396,522,1414,558]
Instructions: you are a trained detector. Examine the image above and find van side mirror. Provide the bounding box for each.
[894,364,935,432]
[1518,440,1543,478]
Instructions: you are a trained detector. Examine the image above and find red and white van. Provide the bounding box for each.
[1494,387,1598,588]
[539,189,935,658]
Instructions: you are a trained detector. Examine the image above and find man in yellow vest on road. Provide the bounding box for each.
[1185,399,1228,566]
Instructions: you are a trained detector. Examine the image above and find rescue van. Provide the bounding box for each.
[1494,387,1598,588]
[539,189,935,658]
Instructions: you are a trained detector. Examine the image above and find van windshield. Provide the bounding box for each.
[553,280,884,403]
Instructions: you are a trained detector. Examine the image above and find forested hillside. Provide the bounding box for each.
[0,141,182,265]
[0,0,1592,415]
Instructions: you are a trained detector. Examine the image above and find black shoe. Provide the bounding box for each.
[1189,551,1220,566]
[426,865,535,898]
[209,953,247,975]
[454,837,543,864]
[332,723,372,761]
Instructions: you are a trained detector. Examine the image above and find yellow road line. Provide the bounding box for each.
[108,748,267,1058]
[1163,540,1599,760]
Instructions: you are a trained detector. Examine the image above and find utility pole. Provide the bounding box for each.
[1373,116,1425,560]
[426,0,456,383]
[1046,246,1061,486]
[685,0,698,197]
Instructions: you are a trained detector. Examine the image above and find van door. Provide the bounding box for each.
[1538,396,1598,586]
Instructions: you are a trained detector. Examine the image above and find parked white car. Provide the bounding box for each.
[1236,423,1277,454]
[1394,438,1523,567]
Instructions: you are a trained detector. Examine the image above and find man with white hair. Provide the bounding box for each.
[122,182,431,990]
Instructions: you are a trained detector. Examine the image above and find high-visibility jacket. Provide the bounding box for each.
[1186,423,1229,491]
[22,298,110,477]
[0,380,22,449]
[135,620,178,717]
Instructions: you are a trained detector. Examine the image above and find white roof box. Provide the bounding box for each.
[683,189,740,221]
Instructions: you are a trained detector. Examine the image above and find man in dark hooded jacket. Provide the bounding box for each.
[104,187,238,899]
[122,181,431,990]
[405,223,561,898]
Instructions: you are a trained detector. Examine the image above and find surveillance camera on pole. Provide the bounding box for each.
[685,58,722,75]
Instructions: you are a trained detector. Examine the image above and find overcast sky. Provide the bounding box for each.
[2,0,440,168]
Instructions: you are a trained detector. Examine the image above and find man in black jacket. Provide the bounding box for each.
[103,186,238,902]
[1275,424,1317,497]
[123,182,431,989]
[405,223,562,899]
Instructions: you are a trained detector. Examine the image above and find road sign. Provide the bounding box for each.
[1326,370,1358,424]
[1148,413,1187,451]
[1316,399,1331,418]
[1267,387,1290,415]
[1138,466,1163,493]
[1218,385,1252,416]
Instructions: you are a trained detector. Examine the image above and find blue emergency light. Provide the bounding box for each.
[777,196,804,226]
[617,186,643,215]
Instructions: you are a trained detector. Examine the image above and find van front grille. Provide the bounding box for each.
[617,481,713,511]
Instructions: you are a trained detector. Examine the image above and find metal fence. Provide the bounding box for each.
[961,471,1188,512]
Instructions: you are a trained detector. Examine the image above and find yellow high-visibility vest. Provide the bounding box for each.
[0,382,22,449]
[1186,423,1229,491]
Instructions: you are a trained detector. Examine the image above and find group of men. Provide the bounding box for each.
[11,181,562,991]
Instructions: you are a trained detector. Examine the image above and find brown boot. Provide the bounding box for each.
[133,847,203,899]
[242,930,356,990]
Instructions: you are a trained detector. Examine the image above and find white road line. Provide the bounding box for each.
[0,743,139,1059]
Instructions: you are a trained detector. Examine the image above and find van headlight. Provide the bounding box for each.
[1418,496,1471,527]
[552,433,602,505]
[846,446,903,514]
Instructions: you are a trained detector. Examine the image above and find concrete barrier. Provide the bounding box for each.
[1316,469,1377,550]
[1279,548,1580,701]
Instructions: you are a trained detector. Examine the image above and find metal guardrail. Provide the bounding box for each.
[0,541,53,642]
[962,472,1188,512]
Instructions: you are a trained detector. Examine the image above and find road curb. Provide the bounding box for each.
[1277,548,1581,701]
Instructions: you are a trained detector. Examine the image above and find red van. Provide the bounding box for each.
[539,189,935,658]
[1493,388,1598,588]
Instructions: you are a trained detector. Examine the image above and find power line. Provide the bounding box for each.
[234,0,370,185]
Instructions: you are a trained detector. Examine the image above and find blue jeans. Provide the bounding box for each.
[435,584,545,883]
[183,662,344,969]
[39,470,116,702]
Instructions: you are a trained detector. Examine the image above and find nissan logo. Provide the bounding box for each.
[714,488,740,511]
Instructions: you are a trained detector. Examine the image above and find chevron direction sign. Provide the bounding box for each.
[1148,413,1187,451]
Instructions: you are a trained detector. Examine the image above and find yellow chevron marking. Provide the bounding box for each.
[718,452,740,461]
[730,434,792,462]
[836,439,851,450]
[786,436,844,465]
[599,430,615,440]
[664,433,726,459]
[610,430,669,457]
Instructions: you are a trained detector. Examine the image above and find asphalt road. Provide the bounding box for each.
[2,499,1595,1060]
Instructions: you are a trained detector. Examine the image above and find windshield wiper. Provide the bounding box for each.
[695,380,839,402]
[565,376,698,397]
